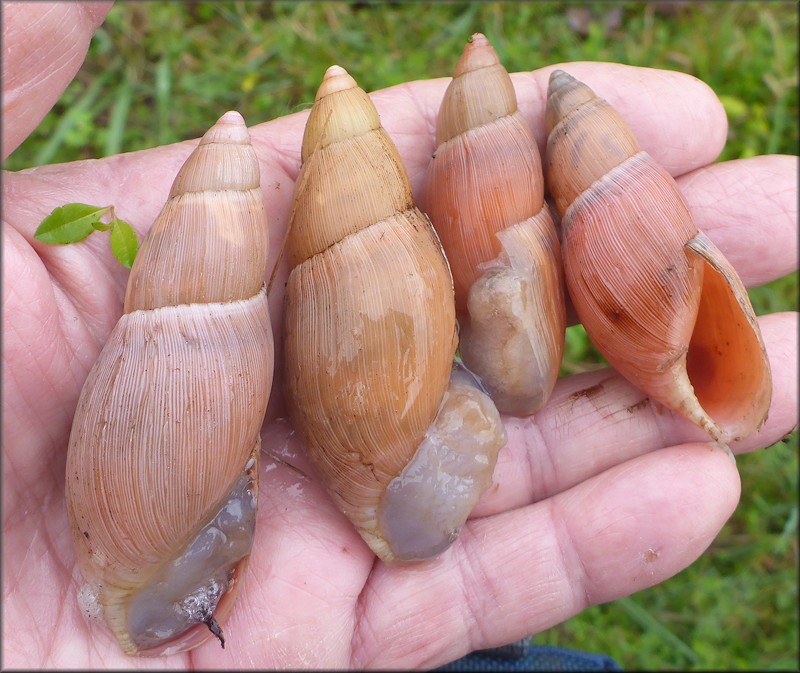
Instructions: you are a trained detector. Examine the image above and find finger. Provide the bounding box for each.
[254,310,794,551]
[352,441,741,668]
[1,61,739,284]
[678,155,799,287]
[473,311,797,517]
[1,1,114,161]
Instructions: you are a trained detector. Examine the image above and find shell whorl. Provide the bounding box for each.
[545,70,640,216]
[124,111,268,312]
[289,66,415,268]
[300,65,382,161]
[435,33,517,145]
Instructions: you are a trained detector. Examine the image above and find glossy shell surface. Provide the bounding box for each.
[422,34,566,416]
[545,70,771,443]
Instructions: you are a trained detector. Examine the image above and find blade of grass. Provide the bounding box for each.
[104,73,134,157]
[444,3,481,41]
[766,87,789,156]
[155,56,172,146]
[778,502,798,546]
[33,67,117,166]
[616,596,701,665]
[761,9,790,156]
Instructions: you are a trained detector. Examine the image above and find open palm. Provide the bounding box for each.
[2,3,797,669]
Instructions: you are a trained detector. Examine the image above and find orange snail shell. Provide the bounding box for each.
[421,33,566,417]
[544,70,771,443]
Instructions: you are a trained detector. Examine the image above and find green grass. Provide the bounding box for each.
[5,2,798,669]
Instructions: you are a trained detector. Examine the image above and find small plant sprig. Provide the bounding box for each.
[34,203,139,268]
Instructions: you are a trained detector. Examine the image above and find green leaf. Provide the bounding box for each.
[109,218,139,269]
[34,204,111,244]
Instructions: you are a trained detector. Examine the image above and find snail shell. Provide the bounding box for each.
[421,34,566,416]
[284,66,506,563]
[65,112,274,655]
[544,70,772,443]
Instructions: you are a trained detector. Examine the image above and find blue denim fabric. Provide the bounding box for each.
[434,639,622,671]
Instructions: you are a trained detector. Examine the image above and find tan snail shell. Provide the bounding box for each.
[65,111,274,655]
[284,65,507,563]
[544,70,772,443]
[421,33,566,417]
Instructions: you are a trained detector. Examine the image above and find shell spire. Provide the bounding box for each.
[289,65,413,268]
[124,110,266,312]
[545,71,771,443]
[435,33,518,145]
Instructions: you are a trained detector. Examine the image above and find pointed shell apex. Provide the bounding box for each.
[200,111,250,146]
[454,33,500,76]
[316,65,359,101]
[547,69,576,95]
[545,70,598,134]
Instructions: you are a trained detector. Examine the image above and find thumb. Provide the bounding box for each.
[2,1,114,161]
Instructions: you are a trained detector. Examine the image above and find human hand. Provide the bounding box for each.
[3,2,797,669]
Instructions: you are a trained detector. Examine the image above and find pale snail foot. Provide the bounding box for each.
[123,454,258,654]
[459,214,564,417]
[461,261,551,417]
[379,364,507,561]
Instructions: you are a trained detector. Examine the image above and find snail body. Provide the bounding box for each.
[65,112,274,655]
[545,71,771,443]
[421,34,566,416]
[284,66,506,563]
